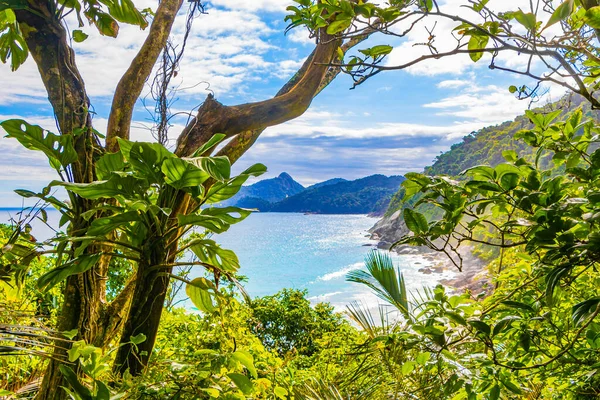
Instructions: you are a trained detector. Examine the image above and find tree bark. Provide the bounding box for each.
[105,0,184,152]
[15,7,108,399]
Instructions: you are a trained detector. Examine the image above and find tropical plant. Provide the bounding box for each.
[0,0,384,395]
[374,107,600,398]
[287,0,600,106]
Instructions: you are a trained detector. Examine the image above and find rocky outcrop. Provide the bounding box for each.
[368,210,432,253]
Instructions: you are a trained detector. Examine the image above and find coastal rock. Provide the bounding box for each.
[377,241,391,250]
[369,210,432,254]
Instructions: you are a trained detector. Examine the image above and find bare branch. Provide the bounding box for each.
[106,0,185,152]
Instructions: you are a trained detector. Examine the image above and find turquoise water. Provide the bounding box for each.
[0,209,455,310]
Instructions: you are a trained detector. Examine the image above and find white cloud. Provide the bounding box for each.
[0,3,295,104]
[437,79,469,89]
[209,0,291,13]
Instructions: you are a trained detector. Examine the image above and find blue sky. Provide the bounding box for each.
[0,0,564,206]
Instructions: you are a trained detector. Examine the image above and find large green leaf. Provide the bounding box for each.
[205,163,267,204]
[186,277,217,313]
[118,139,174,183]
[38,254,101,291]
[191,133,226,156]
[188,239,240,272]
[347,251,409,318]
[59,365,93,400]
[87,211,142,236]
[231,350,257,378]
[467,33,489,62]
[162,158,210,190]
[403,208,428,234]
[1,119,77,168]
[99,0,148,28]
[0,15,28,71]
[96,152,125,180]
[52,175,145,200]
[544,0,573,30]
[185,156,231,181]
[177,207,252,233]
[228,373,254,395]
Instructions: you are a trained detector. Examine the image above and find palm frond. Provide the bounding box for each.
[294,378,345,400]
[347,251,410,319]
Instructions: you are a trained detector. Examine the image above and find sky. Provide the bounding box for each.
[0,0,567,207]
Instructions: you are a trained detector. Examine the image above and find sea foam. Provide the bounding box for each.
[316,262,364,281]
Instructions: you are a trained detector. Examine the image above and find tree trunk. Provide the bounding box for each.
[15,7,110,399]
[112,243,174,375]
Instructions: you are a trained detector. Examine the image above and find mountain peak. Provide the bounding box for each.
[278,172,293,180]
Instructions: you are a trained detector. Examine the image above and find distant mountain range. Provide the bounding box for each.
[221,173,404,215]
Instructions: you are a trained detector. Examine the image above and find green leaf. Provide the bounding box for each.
[162,158,210,190]
[120,140,175,184]
[87,211,141,236]
[177,207,252,233]
[72,29,88,42]
[403,208,427,234]
[502,150,517,162]
[52,175,145,200]
[228,373,253,395]
[186,277,217,313]
[544,0,573,29]
[512,10,537,32]
[96,381,111,400]
[586,6,600,29]
[231,350,257,378]
[130,333,146,345]
[468,320,491,336]
[62,329,78,340]
[326,18,351,35]
[2,119,77,168]
[572,298,600,326]
[401,360,416,375]
[188,239,240,272]
[445,311,467,325]
[416,352,431,366]
[359,44,393,58]
[468,33,489,62]
[91,11,120,37]
[205,163,267,204]
[96,152,125,179]
[101,0,148,29]
[0,17,29,70]
[519,331,531,352]
[185,155,231,181]
[493,315,521,336]
[500,172,519,191]
[0,0,28,11]
[191,133,226,156]
[38,254,101,291]
[489,384,500,400]
[274,387,288,399]
[59,365,93,400]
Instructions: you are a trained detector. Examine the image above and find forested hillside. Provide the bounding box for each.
[384,95,590,218]
[270,174,404,214]
[223,172,305,206]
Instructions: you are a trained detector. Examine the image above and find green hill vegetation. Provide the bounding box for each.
[383,95,591,219]
[229,174,403,215]
[270,174,404,215]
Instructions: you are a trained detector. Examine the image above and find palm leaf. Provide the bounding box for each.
[347,251,410,319]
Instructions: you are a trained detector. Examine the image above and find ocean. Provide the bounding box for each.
[0,209,455,310]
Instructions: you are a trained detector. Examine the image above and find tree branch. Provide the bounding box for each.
[174,30,341,157]
[105,0,184,152]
